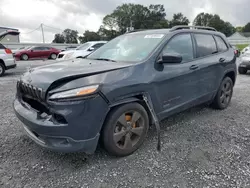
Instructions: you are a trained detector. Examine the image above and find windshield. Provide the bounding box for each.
[76,43,91,50]
[87,33,166,62]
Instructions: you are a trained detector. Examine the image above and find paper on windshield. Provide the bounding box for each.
[144,34,164,39]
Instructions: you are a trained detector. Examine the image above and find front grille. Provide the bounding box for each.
[18,81,43,100]
[58,54,64,58]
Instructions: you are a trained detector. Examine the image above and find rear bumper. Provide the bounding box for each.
[4,58,16,68]
[13,95,109,154]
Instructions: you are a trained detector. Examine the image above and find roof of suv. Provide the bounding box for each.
[126,25,224,37]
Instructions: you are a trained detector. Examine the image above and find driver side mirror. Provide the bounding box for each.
[88,47,95,52]
[30,50,33,52]
[158,52,182,64]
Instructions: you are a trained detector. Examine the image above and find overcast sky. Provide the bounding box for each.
[0,0,249,43]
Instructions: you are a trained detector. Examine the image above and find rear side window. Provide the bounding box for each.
[0,43,6,49]
[194,34,217,58]
[214,36,228,52]
[92,43,105,49]
[162,33,194,63]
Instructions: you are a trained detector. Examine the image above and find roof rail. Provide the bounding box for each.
[170,25,217,32]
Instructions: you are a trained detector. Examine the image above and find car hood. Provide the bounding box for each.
[59,50,75,55]
[20,58,133,92]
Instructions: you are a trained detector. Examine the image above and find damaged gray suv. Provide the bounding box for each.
[14,26,237,156]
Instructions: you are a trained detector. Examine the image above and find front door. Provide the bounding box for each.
[153,33,204,120]
[31,47,44,59]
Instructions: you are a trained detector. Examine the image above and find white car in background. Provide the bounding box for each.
[0,30,20,77]
[56,41,107,60]
[241,45,250,55]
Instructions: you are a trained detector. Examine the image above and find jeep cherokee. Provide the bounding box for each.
[14,26,237,156]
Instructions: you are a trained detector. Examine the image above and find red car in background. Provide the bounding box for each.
[14,46,61,60]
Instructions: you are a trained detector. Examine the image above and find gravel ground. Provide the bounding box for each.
[1,60,250,188]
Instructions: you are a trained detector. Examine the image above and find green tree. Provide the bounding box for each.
[169,13,189,27]
[193,12,235,37]
[243,23,250,32]
[236,26,244,32]
[111,3,150,33]
[193,12,213,26]
[101,3,171,36]
[148,4,168,28]
[98,26,119,41]
[63,29,78,44]
[52,33,65,43]
[79,30,101,43]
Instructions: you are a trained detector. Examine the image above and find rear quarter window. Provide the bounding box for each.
[214,36,228,52]
[194,34,217,58]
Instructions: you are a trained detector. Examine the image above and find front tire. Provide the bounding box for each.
[101,103,149,157]
[0,63,5,77]
[238,67,247,74]
[21,54,29,61]
[211,77,233,110]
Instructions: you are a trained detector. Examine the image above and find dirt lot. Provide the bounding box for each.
[1,60,250,188]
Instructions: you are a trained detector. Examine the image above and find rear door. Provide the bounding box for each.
[41,47,52,58]
[192,33,225,100]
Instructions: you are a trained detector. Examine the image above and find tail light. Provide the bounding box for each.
[5,48,12,54]
[234,50,238,55]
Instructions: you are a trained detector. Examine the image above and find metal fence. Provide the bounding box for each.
[227,39,250,45]
[1,42,80,50]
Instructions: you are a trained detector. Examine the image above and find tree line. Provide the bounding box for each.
[52,3,250,44]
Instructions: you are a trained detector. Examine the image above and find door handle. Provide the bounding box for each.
[219,58,226,62]
[190,65,199,70]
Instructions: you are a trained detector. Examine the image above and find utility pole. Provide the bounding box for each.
[41,23,45,43]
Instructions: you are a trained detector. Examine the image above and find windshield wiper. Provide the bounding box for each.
[93,58,116,62]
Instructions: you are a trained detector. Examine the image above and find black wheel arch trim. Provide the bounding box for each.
[0,59,6,68]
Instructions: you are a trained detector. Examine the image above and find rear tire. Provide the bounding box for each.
[211,77,233,110]
[238,67,247,74]
[0,63,5,77]
[101,103,149,157]
[21,54,29,61]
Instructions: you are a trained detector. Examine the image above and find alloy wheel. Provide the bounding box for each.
[113,111,145,150]
[220,81,232,105]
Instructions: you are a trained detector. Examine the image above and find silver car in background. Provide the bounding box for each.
[238,51,250,74]
[0,30,20,77]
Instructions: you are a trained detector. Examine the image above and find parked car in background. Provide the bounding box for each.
[12,46,31,54]
[0,30,19,76]
[14,46,61,60]
[56,41,107,60]
[238,51,250,74]
[14,26,236,156]
[61,46,78,52]
[241,45,250,55]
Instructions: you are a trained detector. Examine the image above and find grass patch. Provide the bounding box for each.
[235,44,249,51]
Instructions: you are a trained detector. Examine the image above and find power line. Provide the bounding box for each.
[21,25,41,34]
[42,24,63,32]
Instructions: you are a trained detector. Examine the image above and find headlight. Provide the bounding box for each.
[64,52,74,59]
[49,85,99,100]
